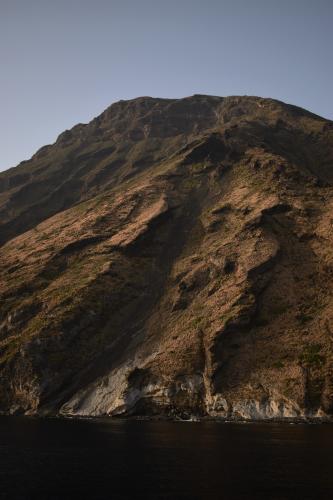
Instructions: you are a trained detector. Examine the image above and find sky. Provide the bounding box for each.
[0,0,332,172]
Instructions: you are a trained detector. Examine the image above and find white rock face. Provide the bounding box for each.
[60,365,129,416]
[60,367,329,421]
[205,394,229,416]
[60,368,203,417]
[228,398,302,420]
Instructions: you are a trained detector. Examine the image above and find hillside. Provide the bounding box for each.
[1,94,333,420]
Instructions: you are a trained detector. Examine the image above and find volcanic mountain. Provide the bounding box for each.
[1,94,333,420]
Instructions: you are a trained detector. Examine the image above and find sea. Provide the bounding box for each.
[0,417,332,499]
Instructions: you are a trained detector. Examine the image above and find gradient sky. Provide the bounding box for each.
[1,0,332,172]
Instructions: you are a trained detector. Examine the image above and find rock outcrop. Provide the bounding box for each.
[0,94,333,420]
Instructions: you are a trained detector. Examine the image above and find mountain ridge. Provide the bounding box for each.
[1,94,333,420]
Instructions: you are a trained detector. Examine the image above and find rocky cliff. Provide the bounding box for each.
[1,94,333,420]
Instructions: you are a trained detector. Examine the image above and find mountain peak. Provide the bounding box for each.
[0,95,332,420]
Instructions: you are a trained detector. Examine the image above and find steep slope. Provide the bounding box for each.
[1,94,333,420]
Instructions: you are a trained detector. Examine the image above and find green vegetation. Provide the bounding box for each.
[181,176,202,191]
[270,301,290,316]
[219,309,237,325]
[299,343,325,367]
[296,300,321,325]
[272,360,285,369]
[256,300,290,326]
[283,377,297,398]
[189,163,210,174]
[190,316,208,330]
[296,311,313,324]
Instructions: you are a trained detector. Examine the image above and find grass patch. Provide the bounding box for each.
[296,311,313,324]
[272,361,285,369]
[299,343,325,367]
[182,177,202,191]
[190,316,208,330]
[270,301,290,316]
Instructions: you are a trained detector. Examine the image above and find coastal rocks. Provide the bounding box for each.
[206,396,331,421]
[59,366,330,421]
[227,398,301,420]
[60,370,206,418]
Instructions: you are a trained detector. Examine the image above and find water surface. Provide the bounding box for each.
[0,417,332,499]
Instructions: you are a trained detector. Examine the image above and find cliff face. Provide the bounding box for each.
[1,94,333,420]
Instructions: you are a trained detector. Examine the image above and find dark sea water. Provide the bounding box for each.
[0,417,332,500]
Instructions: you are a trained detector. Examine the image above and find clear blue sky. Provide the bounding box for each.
[1,0,332,172]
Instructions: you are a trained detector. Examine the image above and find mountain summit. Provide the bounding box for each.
[1,94,333,420]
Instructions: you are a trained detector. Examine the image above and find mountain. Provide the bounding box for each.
[1,94,333,420]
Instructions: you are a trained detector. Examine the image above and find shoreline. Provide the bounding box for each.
[0,412,332,425]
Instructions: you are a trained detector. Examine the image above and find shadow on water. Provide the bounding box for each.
[0,417,332,500]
